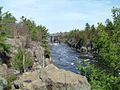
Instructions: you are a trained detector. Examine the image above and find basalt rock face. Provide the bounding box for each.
[13,64,91,90]
[5,37,51,71]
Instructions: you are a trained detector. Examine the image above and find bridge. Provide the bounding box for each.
[49,33,61,43]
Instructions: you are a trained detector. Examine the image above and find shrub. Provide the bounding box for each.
[12,48,33,74]
[5,75,17,90]
[77,62,120,90]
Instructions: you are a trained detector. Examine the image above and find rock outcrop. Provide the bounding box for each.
[5,37,50,71]
[13,64,91,90]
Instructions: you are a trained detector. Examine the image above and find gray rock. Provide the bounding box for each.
[14,64,91,90]
[5,37,50,71]
[79,47,87,54]
[0,64,8,76]
[0,64,14,77]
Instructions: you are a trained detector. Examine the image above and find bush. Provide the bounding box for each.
[77,62,120,90]
[12,48,33,74]
[5,75,17,90]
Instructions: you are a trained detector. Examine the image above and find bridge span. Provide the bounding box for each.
[49,33,61,43]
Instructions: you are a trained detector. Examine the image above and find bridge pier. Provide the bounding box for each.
[50,36,55,43]
[49,34,60,43]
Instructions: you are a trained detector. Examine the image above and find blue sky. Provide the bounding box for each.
[1,0,120,33]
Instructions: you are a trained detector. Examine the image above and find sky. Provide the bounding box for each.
[1,0,120,33]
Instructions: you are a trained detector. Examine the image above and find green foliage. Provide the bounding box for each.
[12,48,33,73]
[80,7,120,90]
[2,12,16,37]
[5,75,17,89]
[112,7,120,76]
[0,33,10,53]
[66,24,96,48]
[94,8,120,76]
[24,52,33,69]
[85,23,90,31]
[2,12,16,24]
[112,8,120,56]
[12,48,24,71]
[19,17,50,57]
[20,16,48,42]
[0,76,8,90]
[105,19,114,35]
[95,24,112,65]
[0,7,10,53]
[0,7,2,22]
[91,25,96,32]
[66,7,120,90]
[112,7,120,27]
[77,63,120,90]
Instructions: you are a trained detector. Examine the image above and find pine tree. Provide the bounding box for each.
[95,23,118,75]
[112,8,120,76]
[12,48,33,74]
[105,19,114,35]
[85,23,90,31]
[0,7,10,53]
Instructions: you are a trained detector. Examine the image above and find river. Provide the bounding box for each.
[51,43,93,74]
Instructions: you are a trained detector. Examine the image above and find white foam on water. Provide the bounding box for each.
[71,63,74,65]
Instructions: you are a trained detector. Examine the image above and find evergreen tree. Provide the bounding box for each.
[2,12,16,36]
[85,23,90,31]
[105,19,114,35]
[95,22,119,76]
[0,7,10,53]
[12,48,33,74]
[91,25,96,32]
[112,8,120,75]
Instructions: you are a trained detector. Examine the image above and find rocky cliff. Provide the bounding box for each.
[5,36,51,71]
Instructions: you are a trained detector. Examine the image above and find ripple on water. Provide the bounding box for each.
[51,44,83,74]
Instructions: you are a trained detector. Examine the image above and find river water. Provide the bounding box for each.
[51,43,93,74]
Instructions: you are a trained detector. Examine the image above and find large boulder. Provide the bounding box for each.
[13,64,91,90]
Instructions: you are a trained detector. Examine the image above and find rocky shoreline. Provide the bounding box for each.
[13,64,91,90]
[67,39,94,60]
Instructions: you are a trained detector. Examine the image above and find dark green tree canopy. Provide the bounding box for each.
[85,23,90,31]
